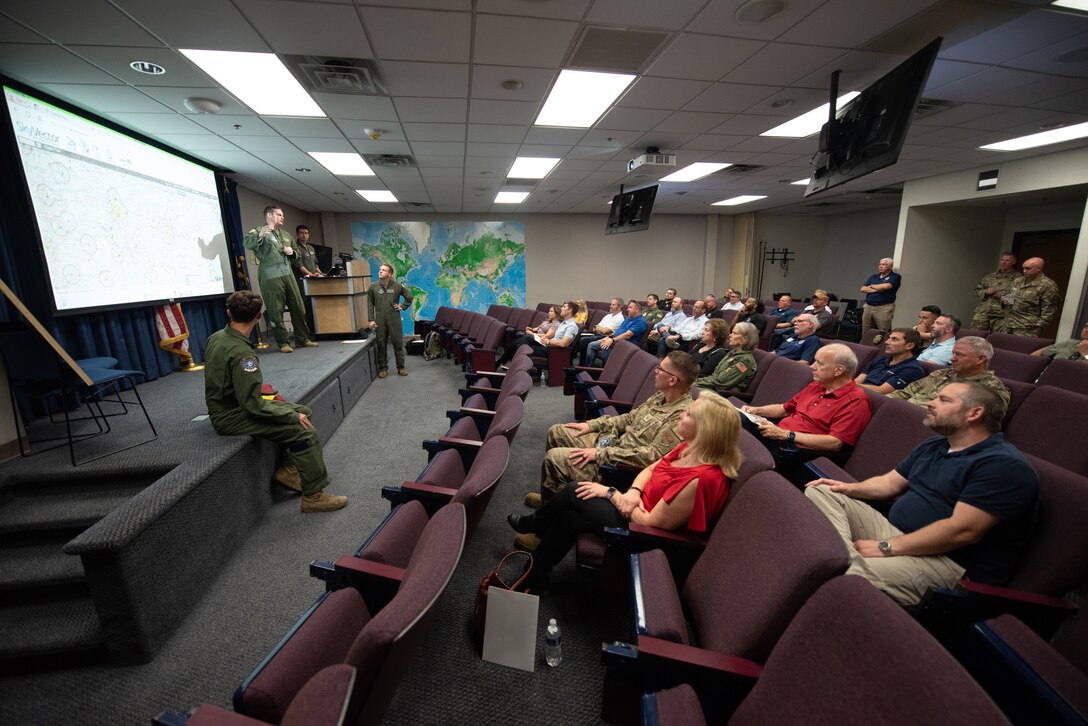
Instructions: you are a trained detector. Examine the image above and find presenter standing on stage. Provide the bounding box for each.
[204,291,347,513]
[243,205,316,353]
[367,262,414,378]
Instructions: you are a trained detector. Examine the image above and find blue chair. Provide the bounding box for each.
[0,327,157,465]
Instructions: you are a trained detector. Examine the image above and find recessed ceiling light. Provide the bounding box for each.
[1051,0,1088,11]
[712,195,767,206]
[980,120,1088,151]
[129,60,165,75]
[791,178,811,185]
[508,157,560,179]
[180,49,324,117]
[295,167,311,172]
[495,191,530,204]
[307,152,374,175]
[356,190,398,203]
[183,97,221,114]
[535,69,636,128]
[770,99,794,109]
[660,162,732,182]
[501,79,525,90]
[761,92,861,138]
[735,0,786,24]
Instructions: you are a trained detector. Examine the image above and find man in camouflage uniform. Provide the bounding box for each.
[243,206,315,353]
[642,293,664,327]
[971,251,1021,330]
[524,350,700,517]
[996,257,1061,337]
[204,291,347,513]
[367,262,414,377]
[887,336,1010,416]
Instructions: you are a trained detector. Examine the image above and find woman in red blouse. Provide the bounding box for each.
[507,391,742,590]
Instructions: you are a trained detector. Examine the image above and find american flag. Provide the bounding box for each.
[154,303,192,359]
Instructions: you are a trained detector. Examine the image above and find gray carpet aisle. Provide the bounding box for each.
[0,353,623,725]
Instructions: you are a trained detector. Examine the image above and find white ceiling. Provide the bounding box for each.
[1,0,1087,216]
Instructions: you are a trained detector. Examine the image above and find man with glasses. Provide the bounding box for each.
[772,313,822,363]
[520,352,700,543]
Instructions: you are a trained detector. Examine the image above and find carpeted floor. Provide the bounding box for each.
[0,351,623,725]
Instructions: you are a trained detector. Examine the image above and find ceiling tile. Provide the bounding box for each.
[290,137,357,153]
[361,7,471,62]
[473,14,578,67]
[517,143,574,156]
[469,99,539,125]
[402,122,466,141]
[465,141,518,157]
[104,111,209,134]
[617,77,711,111]
[153,133,240,152]
[645,33,765,82]
[683,83,778,113]
[467,123,527,143]
[135,86,251,115]
[654,111,733,134]
[235,0,372,57]
[348,138,412,154]
[522,127,585,145]
[597,106,672,131]
[927,66,1049,102]
[41,84,171,113]
[414,155,465,167]
[263,117,343,137]
[0,14,47,42]
[679,134,748,151]
[70,46,216,88]
[0,43,119,84]
[777,0,944,48]
[585,0,705,30]
[189,114,277,136]
[476,0,590,20]
[312,93,399,121]
[383,61,469,98]
[393,97,468,122]
[5,0,161,46]
[942,9,1087,66]
[691,0,837,42]
[114,0,269,51]
[229,135,299,152]
[470,64,554,101]
[722,43,848,86]
[410,140,465,156]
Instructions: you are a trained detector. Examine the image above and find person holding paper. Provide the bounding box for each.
[495,304,569,368]
[506,392,741,592]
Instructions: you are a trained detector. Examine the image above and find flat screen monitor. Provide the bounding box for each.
[805,37,942,197]
[605,184,658,234]
[2,83,233,314]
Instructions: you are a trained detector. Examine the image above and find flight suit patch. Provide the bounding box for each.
[241,355,259,374]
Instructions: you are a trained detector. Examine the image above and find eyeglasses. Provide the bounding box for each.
[655,365,676,377]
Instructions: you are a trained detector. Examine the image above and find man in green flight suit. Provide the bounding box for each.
[205,291,347,513]
[243,206,316,353]
[367,262,413,377]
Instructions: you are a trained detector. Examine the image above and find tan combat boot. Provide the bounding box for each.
[273,465,302,492]
[301,491,348,513]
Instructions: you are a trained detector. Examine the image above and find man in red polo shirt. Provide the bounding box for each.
[741,343,872,486]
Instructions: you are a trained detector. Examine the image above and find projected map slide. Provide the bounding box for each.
[4,87,232,312]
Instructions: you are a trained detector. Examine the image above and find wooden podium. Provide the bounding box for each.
[302,261,371,335]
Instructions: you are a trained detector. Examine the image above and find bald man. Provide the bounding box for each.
[996,257,1060,337]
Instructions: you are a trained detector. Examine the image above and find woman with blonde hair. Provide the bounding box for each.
[696,321,759,394]
[507,392,742,590]
[573,299,588,325]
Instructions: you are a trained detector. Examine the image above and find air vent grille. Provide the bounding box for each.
[722,164,764,174]
[914,97,959,119]
[363,154,417,168]
[285,55,388,96]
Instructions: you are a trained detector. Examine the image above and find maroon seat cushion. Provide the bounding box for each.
[987,613,1088,718]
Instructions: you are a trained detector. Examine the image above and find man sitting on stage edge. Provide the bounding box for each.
[204,291,348,513]
[804,382,1039,606]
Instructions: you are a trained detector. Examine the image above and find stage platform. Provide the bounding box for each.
[0,336,376,667]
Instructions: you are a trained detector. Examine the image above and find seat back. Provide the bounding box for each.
[483,395,525,444]
[822,338,878,372]
[433,306,452,326]
[509,308,536,331]
[463,313,488,341]
[998,378,1034,429]
[988,331,1053,355]
[1005,386,1088,475]
[495,371,532,406]
[748,357,812,407]
[860,328,883,346]
[990,348,1049,383]
[595,340,640,385]
[956,327,990,339]
[452,437,510,539]
[355,500,431,566]
[845,397,932,482]
[728,429,775,502]
[344,503,466,725]
[741,348,774,395]
[1036,357,1088,394]
[586,309,607,329]
[601,352,657,405]
[476,318,506,351]
[485,304,505,320]
[1005,455,1088,596]
[447,308,468,333]
[728,576,1010,726]
[630,369,660,408]
[682,471,848,663]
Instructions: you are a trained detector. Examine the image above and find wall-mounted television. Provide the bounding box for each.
[605,184,658,234]
[805,37,942,197]
[1,82,233,315]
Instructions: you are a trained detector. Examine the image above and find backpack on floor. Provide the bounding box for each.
[423,330,443,361]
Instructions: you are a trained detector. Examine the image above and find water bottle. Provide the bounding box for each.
[540,370,548,387]
[545,618,562,667]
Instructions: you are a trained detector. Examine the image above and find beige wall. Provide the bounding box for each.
[751,215,829,300]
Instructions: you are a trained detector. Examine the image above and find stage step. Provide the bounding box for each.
[0,533,86,591]
[0,585,106,672]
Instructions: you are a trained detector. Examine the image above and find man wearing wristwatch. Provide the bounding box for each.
[741,344,871,486]
[804,381,1039,607]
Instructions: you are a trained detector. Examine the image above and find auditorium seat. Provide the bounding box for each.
[821,338,878,372]
[464,351,532,389]
[1036,357,1088,395]
[232,503,465,726]
[528,325,581,388]
[566,340,639,416]
[804,396,932,484]
[156,664,358,726]
[460,318,507,371]
[425,395,523,469]
[382,436,509,540]
[639,577,1010,726]
[955,326,990,339]
[459,369,531,410]
[998,377,1034,429]
[988,331,1054,355]
[601,471,848,718]
[729,356,812,408]
[989,348,1049,383]
[594,362,659,417]
[728,348,774,402]
[583,350,657,420]
[966,609,1088,725]
[757,314,779,351]
[1004,386,1088,476]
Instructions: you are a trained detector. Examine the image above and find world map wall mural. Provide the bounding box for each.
[352,221,526,334]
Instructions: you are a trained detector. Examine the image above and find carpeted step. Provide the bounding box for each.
[0,488,138,534]
[0,531,86,590]
[0,586,105,661]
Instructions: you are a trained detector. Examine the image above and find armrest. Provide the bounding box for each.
[567,365,604,380]
[601,636,762,686]
[167,705,266,726]
[627,523,709,549]
[803,459,852,482]
[422,437,482,468]
[919,582,1076,641]
[600,463,641,489]
[398,480,458,516]
[587,400,633,418]
[334,554,405,612]
[446,406,496,425]
[466,370,507,385]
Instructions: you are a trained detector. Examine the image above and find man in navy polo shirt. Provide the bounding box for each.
[855,327,926,393]
[585,299,648,366]
[805,381,1039,606]
[772,313,821,363]
[860,257,902,336]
